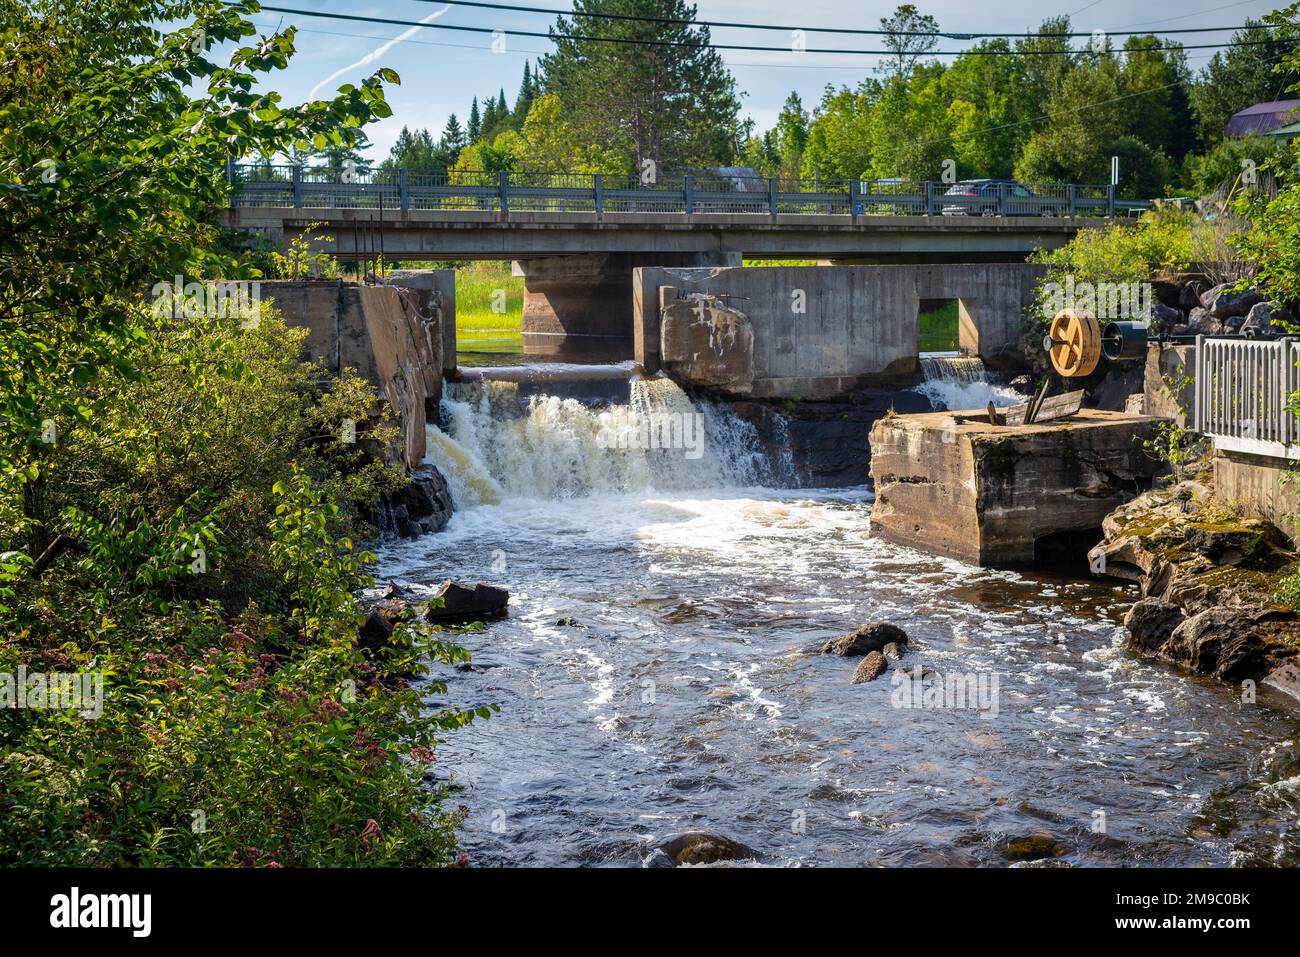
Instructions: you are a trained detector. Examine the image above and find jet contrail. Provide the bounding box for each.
[308,4,452,100]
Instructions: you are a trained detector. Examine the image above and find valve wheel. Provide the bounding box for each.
[1047,309,1102,378]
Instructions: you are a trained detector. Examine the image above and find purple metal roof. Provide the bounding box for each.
[1225,99,1300,137]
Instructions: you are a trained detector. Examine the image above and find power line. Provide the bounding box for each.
[257,6,1296,56]
[254,20,1244,73]
[398,0,1279,39]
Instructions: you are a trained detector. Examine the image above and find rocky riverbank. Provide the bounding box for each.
[1089,478,1300,702]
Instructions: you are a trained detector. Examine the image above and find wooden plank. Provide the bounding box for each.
[1001,389,1085,426]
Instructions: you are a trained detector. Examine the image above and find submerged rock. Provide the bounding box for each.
[823,623,909,656]
[423,579,510,623]
[999,833,1068,862]
[652,832,759,867]
[851,650,888,684]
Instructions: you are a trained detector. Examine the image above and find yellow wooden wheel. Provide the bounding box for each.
[1046,309,1102,378]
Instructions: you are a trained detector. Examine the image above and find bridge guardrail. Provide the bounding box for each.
[227,163,1145,219]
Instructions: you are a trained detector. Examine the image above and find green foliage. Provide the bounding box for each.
[0,0,487,867]
[271,224,341,280]
[1183,134,1292,197]
[1190,19,1295,148]
[1029,207,1197,317]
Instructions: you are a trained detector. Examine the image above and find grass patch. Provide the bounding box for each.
[919,299,960,353]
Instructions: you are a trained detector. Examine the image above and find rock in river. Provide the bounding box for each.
[823,622,909,656]
[650,832,759,867]
[423,579,509,624]
[851,650,888,684]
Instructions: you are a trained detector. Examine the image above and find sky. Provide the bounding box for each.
[240,0,1289,160]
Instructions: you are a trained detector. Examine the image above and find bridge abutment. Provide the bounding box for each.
[514,251,742,360]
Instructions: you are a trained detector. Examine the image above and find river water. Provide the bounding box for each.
[375,372,1300,867]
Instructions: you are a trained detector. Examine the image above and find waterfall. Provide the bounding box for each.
[919,354,987,383]
[423,375,781,507]
[914,353,1022,412]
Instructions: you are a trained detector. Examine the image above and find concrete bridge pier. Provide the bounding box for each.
[514,251,742,360]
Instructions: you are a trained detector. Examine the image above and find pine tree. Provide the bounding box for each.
[467,97,482,142]
[514,61,535,126]
[441,113,465,154]
[481,94,498,136]
[540,0,741,174]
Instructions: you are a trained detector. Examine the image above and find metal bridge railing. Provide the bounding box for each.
[1194,335,1300,460]
[227,163,1142,218]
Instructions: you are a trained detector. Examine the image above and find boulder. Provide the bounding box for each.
[1146,300,1184,331]
[1187,306,1222,336]
[1201,283,1262,320]
[653,832,758,867]
[823,622,909,656]
[1163,607,1277,682]
[1123,599,1184,654]
[424,579,509,623]
[356,609,395,653]
[851,650,889,684]
[1178,280,1205,310]
[881,641,907,660]
[1241,300,1294,336]
[384,466,454,538]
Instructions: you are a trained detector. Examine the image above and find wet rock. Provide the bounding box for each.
[423,579,509,624]
[851,651,888,684]
[356,609,395,653]
[1201,283,1262,320]
[998,833,1068,862]
[1163,607,1281,682]
[1263,661,1300,701]
[381,580,413,600]
[1123,599,1184,654]
[555,616,581,627]
[653,832,758,867]
[881,641,907,660]
[823,622,909,657]
[384,466,454,538]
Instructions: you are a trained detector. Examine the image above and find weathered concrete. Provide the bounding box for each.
[224,207,1100,261]
[634,263,1044,399]
[1214,451,1300,543]
[657,288,755,393]
[259,280,441,469]
[386,269,457,375]
[869,409,1164,566]
[515,251,740,359]
[1142,342,1195,425]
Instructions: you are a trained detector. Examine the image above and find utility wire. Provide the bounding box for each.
[257,6,1296,56]
[397,0,1279,39]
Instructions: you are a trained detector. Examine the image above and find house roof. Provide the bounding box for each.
[1226,99,1300,137]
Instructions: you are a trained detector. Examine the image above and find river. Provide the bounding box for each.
[374,371,1300,867]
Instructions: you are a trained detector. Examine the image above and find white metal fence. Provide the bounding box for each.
[1194,335,1300,459]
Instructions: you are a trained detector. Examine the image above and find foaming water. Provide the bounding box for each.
[388,377,1300,868]
[425,376,782,505]
[915,353,1023,412]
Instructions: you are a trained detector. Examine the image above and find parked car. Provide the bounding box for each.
[940,179,1057,216]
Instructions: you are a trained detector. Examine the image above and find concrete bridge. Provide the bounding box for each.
[225,166,1144,358]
